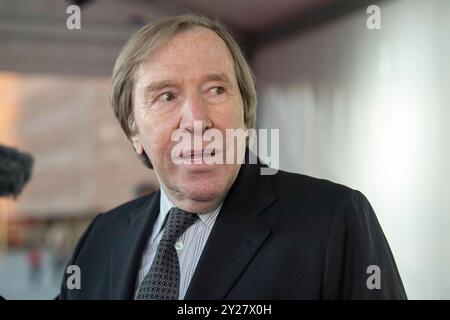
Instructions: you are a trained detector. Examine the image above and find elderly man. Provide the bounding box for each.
[59,14,406,300]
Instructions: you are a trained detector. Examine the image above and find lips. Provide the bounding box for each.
[176,147,223,165]
[180,148,216,159]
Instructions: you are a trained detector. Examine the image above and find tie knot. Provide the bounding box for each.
[162,207,199,243]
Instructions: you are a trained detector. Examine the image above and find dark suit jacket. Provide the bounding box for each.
[59,161,407,299]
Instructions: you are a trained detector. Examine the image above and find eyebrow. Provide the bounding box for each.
[203,72,233,87]
[141,72,234,99]
[142,80,176,100]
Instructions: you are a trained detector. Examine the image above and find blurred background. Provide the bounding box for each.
[0,0,449,299]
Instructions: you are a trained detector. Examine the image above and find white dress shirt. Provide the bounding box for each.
[134,188,222,299]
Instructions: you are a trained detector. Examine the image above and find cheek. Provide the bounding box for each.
[215,101,246,129]
[232,95,246,127]
[140,117,178,163]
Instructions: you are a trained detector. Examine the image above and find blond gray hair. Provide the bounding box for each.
[110,14,257,168]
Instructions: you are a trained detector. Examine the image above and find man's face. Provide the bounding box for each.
[131,27,246,213]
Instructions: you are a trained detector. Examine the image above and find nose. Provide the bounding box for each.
[179,93,213,134]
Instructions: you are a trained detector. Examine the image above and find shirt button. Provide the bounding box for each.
[174,241,184,251]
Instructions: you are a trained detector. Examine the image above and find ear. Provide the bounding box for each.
[131,135,144,155]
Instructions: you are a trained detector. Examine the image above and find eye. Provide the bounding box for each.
[158,92,176,102]
[210,86,225,95]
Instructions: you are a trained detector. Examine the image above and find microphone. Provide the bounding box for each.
[0,144,34,198]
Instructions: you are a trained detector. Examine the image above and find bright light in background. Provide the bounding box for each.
[367,49,422,196]
[371,95,419,192]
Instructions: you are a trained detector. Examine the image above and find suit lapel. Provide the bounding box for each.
[184,162,276,299]
[109,191,160,299]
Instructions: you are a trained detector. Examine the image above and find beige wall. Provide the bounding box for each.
[0,73,158,218]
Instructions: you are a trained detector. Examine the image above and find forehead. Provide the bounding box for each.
[135,27,237,86]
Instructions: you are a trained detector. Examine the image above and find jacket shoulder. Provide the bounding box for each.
[93,191,158,232]
[270,169,353,203]
[265,169,375,230]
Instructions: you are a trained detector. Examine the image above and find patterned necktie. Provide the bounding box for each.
[136,207,199,300]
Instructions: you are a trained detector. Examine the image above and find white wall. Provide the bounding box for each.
[254,0,450,299]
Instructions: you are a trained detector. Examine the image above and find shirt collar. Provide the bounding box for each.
[151,187,223,243]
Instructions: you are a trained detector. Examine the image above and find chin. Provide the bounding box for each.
[161,162,240,211]
[180,179,227,202]
[170,169,231,205]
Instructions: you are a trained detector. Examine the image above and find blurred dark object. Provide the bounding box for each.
[0,145,34,198]
[68,0,93,7]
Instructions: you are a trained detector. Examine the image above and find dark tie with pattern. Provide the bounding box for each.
[136,207,199,300]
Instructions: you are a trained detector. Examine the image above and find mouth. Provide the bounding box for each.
[178,148,221,164]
